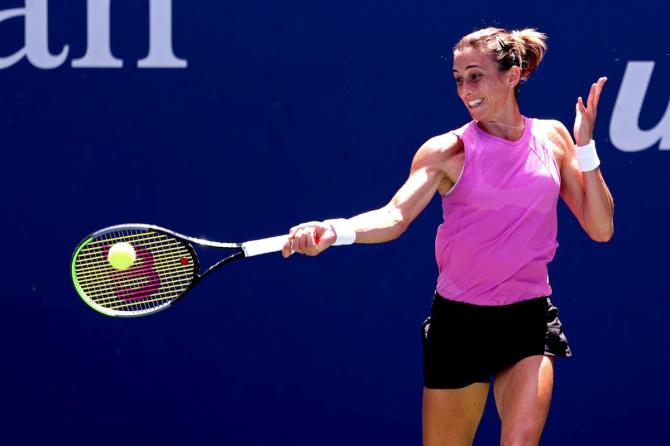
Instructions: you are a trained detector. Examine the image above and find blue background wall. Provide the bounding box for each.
[2,0,668,444]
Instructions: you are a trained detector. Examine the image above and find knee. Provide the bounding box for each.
[500,425,541,446]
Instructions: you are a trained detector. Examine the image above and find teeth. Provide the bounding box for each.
[468,98,483,107]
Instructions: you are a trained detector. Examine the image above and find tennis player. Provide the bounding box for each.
[282,27,614,446]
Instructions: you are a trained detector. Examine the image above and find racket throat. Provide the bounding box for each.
[198,250,245,280]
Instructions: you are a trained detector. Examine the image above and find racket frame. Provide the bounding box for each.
[72,223,249,317]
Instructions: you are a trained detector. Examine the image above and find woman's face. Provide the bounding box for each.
[452,47,517,122]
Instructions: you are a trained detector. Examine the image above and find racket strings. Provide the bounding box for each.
[86,277,193,302]
[77,232,188,283]
[76,247,194,286]
[74,229,196,313]
[75,237,189,266]
[76,234,173,309]
[83,237,190,311]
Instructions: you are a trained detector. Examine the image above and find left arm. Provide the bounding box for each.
[555,77,614,242]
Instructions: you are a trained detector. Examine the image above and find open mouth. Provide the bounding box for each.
[468,97,484,108]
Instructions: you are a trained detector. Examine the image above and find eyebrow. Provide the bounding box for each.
[452,64,482,73]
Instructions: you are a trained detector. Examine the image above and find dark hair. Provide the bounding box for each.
[454,27,547,93]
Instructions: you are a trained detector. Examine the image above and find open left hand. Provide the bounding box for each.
[574,77,607,146]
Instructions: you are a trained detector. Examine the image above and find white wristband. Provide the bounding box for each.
[323,218,356,246]
[575,140,600,172]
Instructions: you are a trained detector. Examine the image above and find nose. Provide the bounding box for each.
[461,88,474,101]
[460,83,473,98]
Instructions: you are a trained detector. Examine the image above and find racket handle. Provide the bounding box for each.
[242,235,290,257]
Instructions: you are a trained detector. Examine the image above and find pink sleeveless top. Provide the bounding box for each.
[435,117,561,306]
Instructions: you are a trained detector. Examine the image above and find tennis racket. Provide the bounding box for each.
[71,223,291,317]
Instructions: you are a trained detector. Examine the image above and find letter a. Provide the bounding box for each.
[0,0,69,70]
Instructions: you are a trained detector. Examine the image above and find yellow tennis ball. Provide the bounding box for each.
[108,242,136,270]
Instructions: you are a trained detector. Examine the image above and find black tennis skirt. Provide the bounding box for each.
[421,292,572,389]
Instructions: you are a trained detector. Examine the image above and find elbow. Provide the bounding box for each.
[395,218,409,239]
[391,213,409,240]
[385,205,409,240]
[588,224,614,243]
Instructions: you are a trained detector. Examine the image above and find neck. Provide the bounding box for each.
[477,105,525,141]
[486,119,525,130]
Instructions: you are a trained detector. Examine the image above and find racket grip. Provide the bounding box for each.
[242,235,290,257]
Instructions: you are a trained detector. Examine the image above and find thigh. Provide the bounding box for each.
[493,355,554,445]
[422,383,489,446]
[422,296,493,389]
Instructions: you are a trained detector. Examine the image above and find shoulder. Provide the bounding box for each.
[423,131,463,155]
[532,118,572,148]
[531,118,574,166]
[410,129,467,191]
[412,132,463,172]
[412,129,465,169]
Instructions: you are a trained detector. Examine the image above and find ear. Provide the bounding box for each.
[507,66,522,88]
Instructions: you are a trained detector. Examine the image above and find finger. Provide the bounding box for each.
[289,225,303,237]
[307,228,317,249]
[295,231,309,251]
[290,229,303,251]
[303,230,322,256]
[281,240,293,258]
[593,77,607,106]
[298,230,315,252]
[576,97,586,115]
[289,221,317,236]
[310,230,323,255]
[282,237,296,257]
[587,83,597,110]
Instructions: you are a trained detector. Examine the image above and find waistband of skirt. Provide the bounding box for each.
[433,291,549,312]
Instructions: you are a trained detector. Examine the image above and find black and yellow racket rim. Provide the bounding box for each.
[71,225,199,317]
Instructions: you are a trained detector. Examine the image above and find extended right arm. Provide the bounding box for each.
[282,133,460,257]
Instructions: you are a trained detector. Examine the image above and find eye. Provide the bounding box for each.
[470,73,482,81]
[454,77,463,85]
